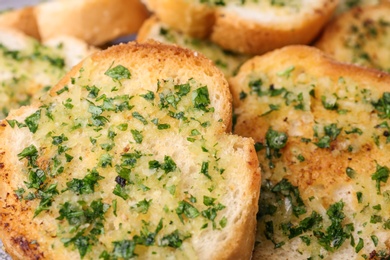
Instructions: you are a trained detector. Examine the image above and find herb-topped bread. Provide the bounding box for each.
[137,16,250,77]
[230,45,390,259]
[316,2,390,73]
[0,41,260,259]
[142,0,338,55]
[0,27,96,120]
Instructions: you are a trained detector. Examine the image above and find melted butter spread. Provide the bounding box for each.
[14,61,233,259]
[0,37,66,119]
[234,63,390,259]
[339,12,390,72]
[152,25,249,77]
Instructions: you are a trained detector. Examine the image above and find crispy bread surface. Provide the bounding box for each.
[0,41,260,259]
[0,28,96,120]
[316,2,390,72]
[230,45,390,259]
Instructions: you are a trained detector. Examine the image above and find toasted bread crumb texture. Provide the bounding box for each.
[316,2,390,73]
[230,45,390,259]
[137,16,250,77]
[0,42,260,259]
[0,28,95,120]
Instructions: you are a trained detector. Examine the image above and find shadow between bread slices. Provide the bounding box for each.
[0,41,260,260]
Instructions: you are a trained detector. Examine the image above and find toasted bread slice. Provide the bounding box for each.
[0,41,260,259]
[35,0,149,46]
[230,45,390,259]
[137,16,250,77]
[316,2,390,72]
[211,0,338,55]
[0,6,40,39]
[141,0,215,38]
[142,0,337,55]
[0,28,96,119]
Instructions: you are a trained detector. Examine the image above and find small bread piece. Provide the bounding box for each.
[0,41,260,259]
[137,16,250,77]
[35,0,149,46]
[211,0,338,55]
[141,0,215,38]
[316,2,390,72]
[230,45,390,259]
[0,28,96,119]
[0,6,40,39]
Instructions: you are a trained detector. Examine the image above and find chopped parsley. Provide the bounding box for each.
[104,64,131,82]
[25,110,41,133]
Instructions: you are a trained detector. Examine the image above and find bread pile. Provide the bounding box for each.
[2,0,390,259]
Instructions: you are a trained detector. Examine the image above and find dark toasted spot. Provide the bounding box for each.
[115,176,127,187]
[12,236,30,252]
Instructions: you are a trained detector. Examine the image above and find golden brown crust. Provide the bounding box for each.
[211,1,338,55]
[0,7,40,40]
[35,0,149,46]
[142,0,215,38]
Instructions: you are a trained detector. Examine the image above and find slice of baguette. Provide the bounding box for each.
[137,16,250,77]
[142,0,338,55]
[211,0,338,55]
[0,41,260,259]
[230,45,390,259]
[35,0,149,46]
[0,6,40,39]
[0,28,97,119]
[316,2,390,72]
[141,0,215,38]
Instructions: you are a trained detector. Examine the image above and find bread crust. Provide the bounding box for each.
[141,0,215,38]
[142,0,338,55]
[0,7,40,40]
[0,27,96,120]
[211,0,338,55]
[0,41,260,259]
[316,2,390,72]
[35,0,149,46]
[137,16,251,78]
[230,45,390,259]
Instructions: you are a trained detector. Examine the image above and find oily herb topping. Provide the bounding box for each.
[104,64,131,82]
